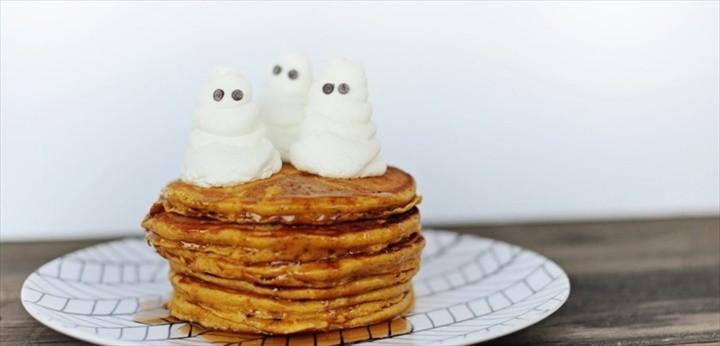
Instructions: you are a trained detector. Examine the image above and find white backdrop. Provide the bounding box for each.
[2,1,718,241]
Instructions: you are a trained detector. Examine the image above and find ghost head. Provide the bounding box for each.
[267,53,312,96]
[309,58,368,104]
[194,67,259,136]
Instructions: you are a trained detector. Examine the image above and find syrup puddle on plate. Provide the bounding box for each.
[133,300,412,345]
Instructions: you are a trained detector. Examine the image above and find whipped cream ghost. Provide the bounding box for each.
[290,59,387,178]
[181,68,281,187]
[259,53,313,161]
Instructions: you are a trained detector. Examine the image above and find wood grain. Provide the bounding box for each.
[1,217,718,345]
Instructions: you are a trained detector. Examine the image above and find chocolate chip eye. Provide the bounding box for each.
[288,69,298,80]
[338,83,350,95]
[322,83,334,94]
[213,89,224,101]
[231,89,244,101]
[272,65,282,75]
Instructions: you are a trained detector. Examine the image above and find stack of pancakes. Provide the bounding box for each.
[142,164,424,334]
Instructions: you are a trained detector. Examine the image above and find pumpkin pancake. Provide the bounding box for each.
[161,164,420,225]
[143,162,425,333]
[170,273,411,316]
[143,206,420,263]
[152,233,424,288]
[170,263,418,300]
[168,288,415,334]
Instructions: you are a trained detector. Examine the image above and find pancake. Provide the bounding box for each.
[170,263,418,300]
[152,234,424,288]
[161,164,420,225]
[170,273,411,316]
[143,207,420,263]
[143,162,425,334]
[168,288,415,334]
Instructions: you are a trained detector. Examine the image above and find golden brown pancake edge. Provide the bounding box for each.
[143,207,421,263]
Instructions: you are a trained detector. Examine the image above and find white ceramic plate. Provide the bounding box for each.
[21,229,570,345]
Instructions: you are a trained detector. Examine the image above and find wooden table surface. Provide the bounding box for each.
[1,217,718,345]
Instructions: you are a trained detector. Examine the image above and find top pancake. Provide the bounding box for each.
[161,164,420,225]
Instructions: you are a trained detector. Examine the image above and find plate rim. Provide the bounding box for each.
[21,277,143,346]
